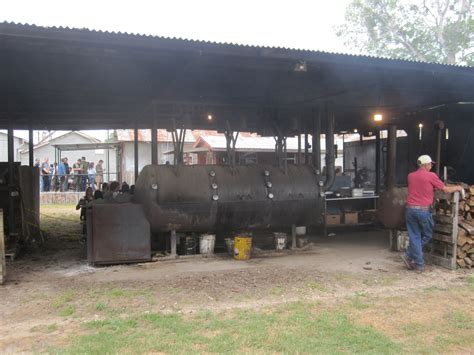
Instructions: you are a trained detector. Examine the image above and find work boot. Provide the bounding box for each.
[401,254,415,270]
[414,265,424,274]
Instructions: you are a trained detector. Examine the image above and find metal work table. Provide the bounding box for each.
[323,195,379,236]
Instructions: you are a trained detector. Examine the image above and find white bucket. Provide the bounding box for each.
[199,234,216,256]
[274,232,287,251]
[295,226,306,236]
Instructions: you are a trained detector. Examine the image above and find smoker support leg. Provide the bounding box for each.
[171,230,177,257]
[291,224,296,249]
[389,229,399,252]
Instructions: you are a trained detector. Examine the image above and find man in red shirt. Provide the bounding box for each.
[402,155,462,273]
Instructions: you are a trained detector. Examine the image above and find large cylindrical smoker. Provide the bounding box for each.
[134,164,325,233]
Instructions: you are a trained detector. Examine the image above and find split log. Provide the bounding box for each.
[458,221,474,235]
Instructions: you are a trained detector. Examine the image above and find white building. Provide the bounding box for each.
[19,131,118,181]
[116,129,196,184]
[0,131,27,162]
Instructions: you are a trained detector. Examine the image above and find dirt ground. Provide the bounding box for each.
[1,205,473,352]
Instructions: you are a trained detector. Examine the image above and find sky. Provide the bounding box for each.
[0,0,353,53]
[1,0,354,142]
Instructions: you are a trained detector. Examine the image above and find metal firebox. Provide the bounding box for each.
[87,203,151,265]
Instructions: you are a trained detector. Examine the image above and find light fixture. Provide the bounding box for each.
[418,123,423,141]
[373,113,383,122]
[294,61,307,72]
[354,129,358,133]
[418,123,423,128]
[445,128,449,140]
[207,114,213,121]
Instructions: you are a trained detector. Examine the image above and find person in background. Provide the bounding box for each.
[93,190,103,200]
[101,182,109,192]
[50,163,56,191]
[130,185,135,195]
[76,187,93,217]
[58,158,67,192]
[35,158,43,192]
[104,181,121,200]
[50,163,58,192]
[95,159,104,190]
[121,182,130,194]
[80,157,89,191]
[72,158,82,192]
[88,162,96,191]
[63,157,70,191]
[41,158,50,192]
[401,155,463,273]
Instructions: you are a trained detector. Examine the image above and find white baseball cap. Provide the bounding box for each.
[417,155,435,165]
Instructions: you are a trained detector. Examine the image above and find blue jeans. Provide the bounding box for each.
[405,207,433,267]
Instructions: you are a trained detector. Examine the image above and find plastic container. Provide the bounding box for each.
[224,238,235,256]
[295,226,306,235]
[234,235,252,260]
[178,235,196,255]
[274,232,287,251]
[199,234,215,256]
[352,188,364,197]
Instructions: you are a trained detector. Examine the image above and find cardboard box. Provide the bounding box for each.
[344,212,358,225]
[326,214,341,225]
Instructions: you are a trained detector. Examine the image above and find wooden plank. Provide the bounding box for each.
[432,233,455,244]
[435,191,453,201]
[0,209,5,285]
[434,224,454,234]
[425,254,456,270]
[434,215,454,225]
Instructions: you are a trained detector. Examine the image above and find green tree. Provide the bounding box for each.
[336,0,474,65]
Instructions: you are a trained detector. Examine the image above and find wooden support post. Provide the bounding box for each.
[312,107,321,172]
[291,224,296,249]
[171,230,177,257]
[151,119,158,165]
[387,125,397,189]
[7,123,16,235]
[375,130,381,194]
[435,122,442,176]
[304,132,309,165]
[134,124,139,183]
[0,209,5,284]
[28,124,34,167]
[297,134,301,165]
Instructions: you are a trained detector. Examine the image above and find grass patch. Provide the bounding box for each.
[52,290,75,309]
[58,305,75,317]
[423,285,444,293]
[449,311,474,330]
[30,323,58,334]
[95,302,107,311]
[402,322,424,337]
[465,275,474,290]
[51,302,399,354]
[306,281,328,292]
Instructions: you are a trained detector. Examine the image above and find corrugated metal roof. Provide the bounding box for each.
[115,129,196,143]
[0,21,470,69]
[195,134,345,152]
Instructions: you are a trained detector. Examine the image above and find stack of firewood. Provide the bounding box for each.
[456,185,474,268]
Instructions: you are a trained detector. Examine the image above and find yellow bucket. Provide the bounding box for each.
[234,235,252,260]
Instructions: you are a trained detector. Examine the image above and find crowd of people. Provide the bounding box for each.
[35,156,104,192]
[76,181,135,233]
